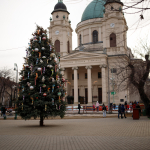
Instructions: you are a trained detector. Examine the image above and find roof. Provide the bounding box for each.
[81,0,105,22]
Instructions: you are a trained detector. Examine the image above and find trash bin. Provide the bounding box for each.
[133,108,140,120]
[142,109,146,116]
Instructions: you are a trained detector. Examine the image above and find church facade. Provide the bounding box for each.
[48,0,135,106]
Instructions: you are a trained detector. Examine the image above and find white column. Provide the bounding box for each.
[89,27,92,43]
[72,67,78,104]
[85,66,92,105]
[99,64,107,104]
[99,27,101,41]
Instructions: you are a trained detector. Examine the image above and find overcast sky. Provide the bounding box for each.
[0,0,150,74]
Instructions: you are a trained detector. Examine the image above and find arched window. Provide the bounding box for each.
[67,41,70,53]
[93,30,98,43]
[79,34,82,45]
[110,33,116,47]
[55,40,60,52]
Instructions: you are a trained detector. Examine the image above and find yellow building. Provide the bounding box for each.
[48,0,136,106]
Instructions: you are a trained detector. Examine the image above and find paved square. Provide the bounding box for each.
[0,117,150,150]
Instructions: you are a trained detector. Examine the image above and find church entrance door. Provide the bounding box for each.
[98,88,102,104]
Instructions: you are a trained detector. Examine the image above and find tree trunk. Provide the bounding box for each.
[40,115,44,126]
[138,88,149,114]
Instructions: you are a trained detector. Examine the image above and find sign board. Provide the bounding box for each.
[111,92,116,95]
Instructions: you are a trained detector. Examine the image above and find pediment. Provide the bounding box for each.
[61,52,101,60]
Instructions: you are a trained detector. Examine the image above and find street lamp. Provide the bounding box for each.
[14,63,18,119]
[110,76,115,104]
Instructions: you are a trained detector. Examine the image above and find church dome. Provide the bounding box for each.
[81,0,105,22]
[51,1,69,14]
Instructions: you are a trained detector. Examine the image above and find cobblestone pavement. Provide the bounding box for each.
[0,117,150,150]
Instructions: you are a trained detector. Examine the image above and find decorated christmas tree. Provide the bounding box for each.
[16,25,66,126]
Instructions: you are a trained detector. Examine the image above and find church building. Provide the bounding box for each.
[48,0,134,106]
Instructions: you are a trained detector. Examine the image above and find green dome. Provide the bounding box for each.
[81,0,105,22]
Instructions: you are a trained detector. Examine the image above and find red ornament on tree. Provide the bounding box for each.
[43,93,47,97]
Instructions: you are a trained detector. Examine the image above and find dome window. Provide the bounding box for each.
[93,30,98,43]
[79,34,82,45]
[56,15,59,18]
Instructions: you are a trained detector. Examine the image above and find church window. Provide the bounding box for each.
[54,40,60,52]
[110,33,116,47]
[56,15,59,18]
[98,72,101,78]
[85,73,87,79]
[67,41,70,53]
[79,34,82,45]
[93,30,98,43]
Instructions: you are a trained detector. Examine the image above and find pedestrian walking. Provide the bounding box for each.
[102,104,107,118]
[93,103,95,111]
[96,101,99,112]
[2,106,6,118]
[1,106,3,116]
[129,101,132,112]
[118,104,122,119]
[121,104,126,118]
[78,102,81,114]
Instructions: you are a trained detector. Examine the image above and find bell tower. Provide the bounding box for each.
[48,0,73,56]
[103,0,128,52]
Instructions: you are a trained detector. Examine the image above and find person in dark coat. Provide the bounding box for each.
[78,102,81,114]
[118,104,122,119]
[2,106,6,117]
[121,104,126,118]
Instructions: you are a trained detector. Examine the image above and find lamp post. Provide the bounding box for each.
[14,63,18,119]
[110,74,115,104]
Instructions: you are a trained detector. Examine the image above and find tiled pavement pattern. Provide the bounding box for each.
[0,117,150,150]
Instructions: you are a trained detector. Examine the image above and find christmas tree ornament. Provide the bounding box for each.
[43,67,45,73]
[50,53,55,58]
[41,47,45,50]
[52,84,55,92]
[50,58,52,60]
[52,98,54,105]
[51,69,54,76]
[39,37,41,43]
[49,77,52,81]
[30,86,34,90]
[43,93,47,97]
[43,84,46,88]
[52,78,55,82]
[40,59,43,63]
[36,58,39,64]
[37,68,42,71]
[22,86,24,92]
[23,65,25,70]
[58,91,61,102]
[47,88,50,92]
[23,95,25,101]
[42,76,45,82]
[54,58,57,62]
[42,37,46,40]
[58,55,60,61]
[42,33,45,35]
[35,48,39,52]
[22,103,23,110]
[47,59,49,63]
[38,52,41,58]
[42,56,46,59]
[27,82,30,86]
[32,98,34,105]
[40,87,41,93]
[28,72,30,79]
[45,105,47,111]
